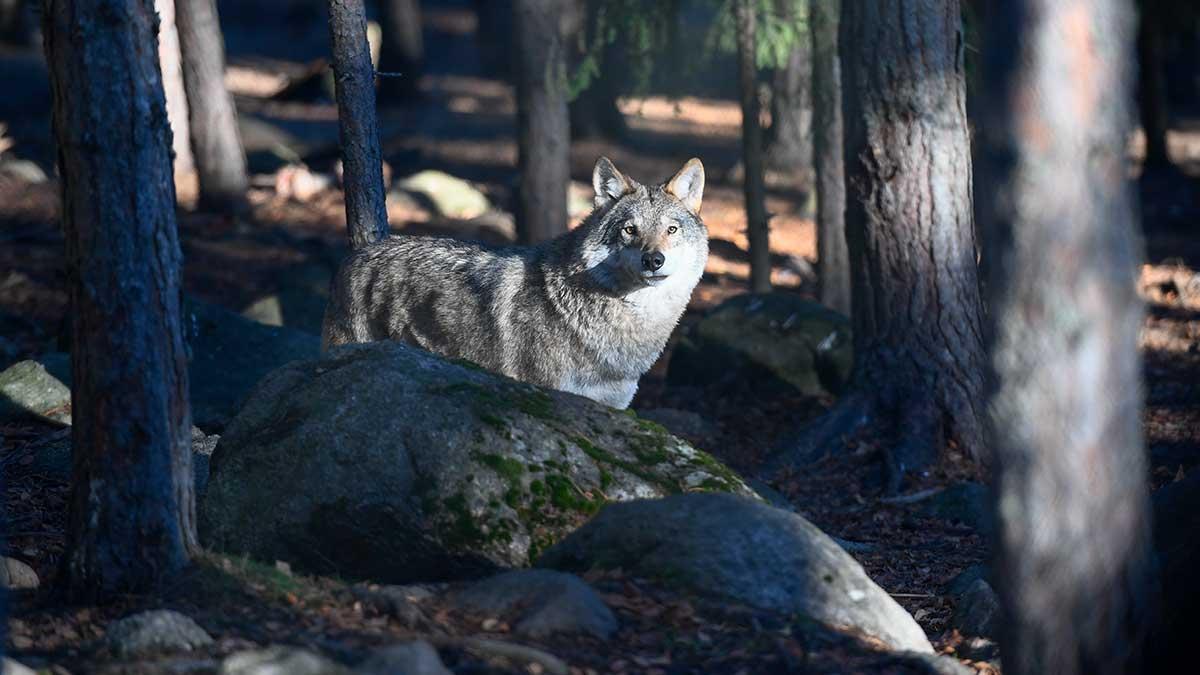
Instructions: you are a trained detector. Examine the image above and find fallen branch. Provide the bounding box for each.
[879,487,944,505]
[429,636,569,675]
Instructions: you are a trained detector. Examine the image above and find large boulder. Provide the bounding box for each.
[667,293,852,397]
[200,342,757,583]
[182,299,320,429]
[394,170,491,220]
[537,493,933,654]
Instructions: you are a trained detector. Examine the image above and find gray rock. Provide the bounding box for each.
[950,579,1000,639]
[667,293,853,397]
[0,359,71,425]
[30,427,219,494]
[891,652,976,675]
[105,610,213,657]
[221,647,349,675]
[942,564,990,598]
[1,657,37,675]
[921,483,993,535]
[957,636,1000,662]
[537,493,932,653]
[449,570,616,640]
[352,584,437,627]
[200,342,757,583]
[183,298,320,430]
[357,641,450,675]
[0,557,39,590]
[241,260,335,335]
[0,159,48,184]
[16,299,319,432]
[638,408,719,445]
[395,170,491,219]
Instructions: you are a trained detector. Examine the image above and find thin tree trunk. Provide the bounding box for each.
[735,0,771,293]
[977,2,1154,674]
[766,0,812,174]
[1137,3,1170,168]
[377,0,422,101]
[810,0,849,315]
[514,0,569,244]
[328,0,390,250]
[44,0,196,601]
[0,0,30,45]
[156,0,196,188]
[175,0,248,211]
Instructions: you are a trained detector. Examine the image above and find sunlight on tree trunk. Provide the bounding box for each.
[810,0,849,316]
[514,0,570,244]
[155,0,195,191]
[976,1,1155,673]
[44,0,196,601]
[176,0,248,211]
[735,0,771,294]
[328,0,391,250]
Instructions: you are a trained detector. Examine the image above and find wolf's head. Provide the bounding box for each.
[574,157,709,295]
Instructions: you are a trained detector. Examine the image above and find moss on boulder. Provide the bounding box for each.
[200,342,757,583]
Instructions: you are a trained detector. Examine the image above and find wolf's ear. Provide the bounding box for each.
[666,158,705,214]
[593,156,632,208]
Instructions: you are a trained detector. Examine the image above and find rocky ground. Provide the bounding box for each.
[3,1,1200,673]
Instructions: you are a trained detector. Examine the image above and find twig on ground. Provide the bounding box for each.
[879,487,944,505]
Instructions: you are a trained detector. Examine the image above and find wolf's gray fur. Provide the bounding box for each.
[322,157,708,408]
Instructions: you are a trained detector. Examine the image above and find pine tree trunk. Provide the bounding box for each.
[514,0,569,244]
[766,0,812,174]
[0,0,30,46]
[155,0,196,189]
[175,0,247,211]
[1137,3,1169,168]
[377,0,423,101]
[781,0,985,481]
[735,0,771,293]
[976,2,1154,674]
[328,0,390,250]
[810,0,849,316]
[44,0,196,601]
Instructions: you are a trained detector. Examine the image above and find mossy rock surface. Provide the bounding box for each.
[668,293,852,396]
[200,342,757,583]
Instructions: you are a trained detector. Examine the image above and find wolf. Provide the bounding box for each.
[322,157,708,409]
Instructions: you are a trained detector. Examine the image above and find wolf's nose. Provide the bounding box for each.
[642,251,666,271]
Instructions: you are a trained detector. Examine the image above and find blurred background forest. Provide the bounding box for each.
[2,0,1200,673]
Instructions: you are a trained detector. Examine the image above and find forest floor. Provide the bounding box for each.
[3,2,1200,673]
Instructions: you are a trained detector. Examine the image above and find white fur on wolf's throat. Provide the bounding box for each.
[322,157,709,409]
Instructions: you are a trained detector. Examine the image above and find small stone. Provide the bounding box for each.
[352,585,435,628]
[921,483,993,535]
[106,610,213,657]
[0,359,72,425]
[958,636,1000,662]
[357,641,451,675]
[221,646,349,675]
[0,557,39,590]
[449,569,617,640]
[0,159,49,184]
[951,579,1001,638]
[942,564,990,598]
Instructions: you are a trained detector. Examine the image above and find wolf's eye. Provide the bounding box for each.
[667,225,679,235]
[623,225,637,236]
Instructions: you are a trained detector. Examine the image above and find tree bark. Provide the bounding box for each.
[976,2,1154,674]
[155,0,195,188]
[328,0,391,250]
[0,0,31,45]
[514,0,570,244]
[766,0,812,174]
[810,0,849,316]
[780,0,985,482]
[735,0,771,293]
[1137,2,1170,168]
[44,0,196,601]
[376,0,422,101]
[175,0,248,211]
